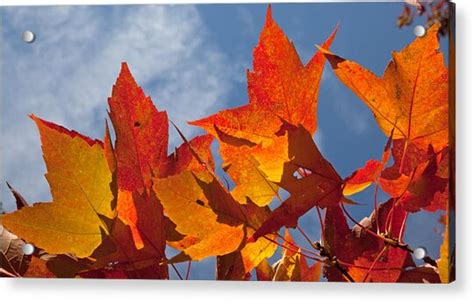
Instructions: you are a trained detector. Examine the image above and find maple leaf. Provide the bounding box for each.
[190,5,337,207]
[247,5,335,134]
[1,116,114,258]
[154,170,245,262]
[1,64,224,278]
[82,63,170,278]
[321,24,448,163]
[250,124,343,242]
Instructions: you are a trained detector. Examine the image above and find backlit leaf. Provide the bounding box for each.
[190,6,337,206]
[322,24,448,153]
[2,116,114,258]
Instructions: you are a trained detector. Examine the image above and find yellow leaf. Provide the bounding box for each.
[154,170,245,261]
[2,116,114,258]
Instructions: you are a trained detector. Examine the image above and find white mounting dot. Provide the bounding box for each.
[413,247,427,260]
[22,30,36,43]
[22,243,35,256]
[414,25,426,37]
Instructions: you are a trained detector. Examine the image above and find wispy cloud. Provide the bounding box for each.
[1,5,234,211]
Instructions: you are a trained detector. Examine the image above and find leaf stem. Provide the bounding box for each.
[275,233,321,258]
[316,207,326,244]
[185,261,192,280]
[264,235,324,262]
[373,184,380,234]
[171,263,183,280]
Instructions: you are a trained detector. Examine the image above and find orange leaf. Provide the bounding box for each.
[154,170,245,262]
[107,63,168,276]
[190,6,337,206]
[2,116,114,258]
[322,24,448,154]
[247,5,337,134]
[250,125,343,242]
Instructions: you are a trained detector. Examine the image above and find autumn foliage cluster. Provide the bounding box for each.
[0,6,454,282]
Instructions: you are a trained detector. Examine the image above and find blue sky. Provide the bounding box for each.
[1,3,449,280]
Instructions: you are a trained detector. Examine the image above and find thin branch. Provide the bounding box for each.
[313,242,354,282]
[296,226,314,248]
[373,183,381,234]
[170,263,183,280]
[341,202,381,240]
[316,207,326,243]
[275,233,321,258]
[185,261,192,280]
[263,235,324,263]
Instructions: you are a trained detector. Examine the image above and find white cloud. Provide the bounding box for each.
[1,5,235,212]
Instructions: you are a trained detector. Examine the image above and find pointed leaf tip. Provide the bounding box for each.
[265,4,272,22]
[6,181,28,210]
[322,23,339,49]
[120,62,131,74]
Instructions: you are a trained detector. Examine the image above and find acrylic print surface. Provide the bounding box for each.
[0,1,455,283]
